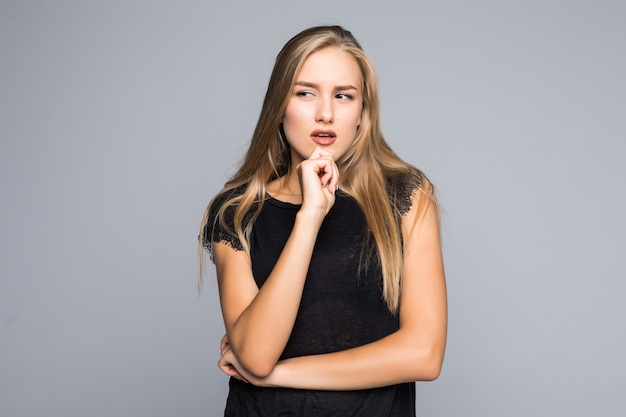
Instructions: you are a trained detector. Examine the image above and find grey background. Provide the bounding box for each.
[1,0,624,416]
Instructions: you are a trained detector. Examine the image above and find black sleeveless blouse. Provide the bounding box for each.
[204,175,421,417]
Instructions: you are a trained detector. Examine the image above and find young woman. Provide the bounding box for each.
[199,25,447,416]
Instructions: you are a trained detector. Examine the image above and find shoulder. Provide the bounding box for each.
[208,184,248,215]
[203,184,250,254]
[385,170,433,216]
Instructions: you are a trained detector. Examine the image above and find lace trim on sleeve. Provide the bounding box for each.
[387,172,423,216]
[202,186,249,263]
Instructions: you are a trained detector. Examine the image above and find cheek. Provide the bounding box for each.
[345,103,362,127]
[283,105,308,128]
[281,110,308,144]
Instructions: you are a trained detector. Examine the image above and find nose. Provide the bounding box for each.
[315,97,334,123]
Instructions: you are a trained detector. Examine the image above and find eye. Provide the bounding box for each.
[296,90,314,97]
[335,93,353,100]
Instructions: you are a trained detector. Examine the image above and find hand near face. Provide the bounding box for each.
[296,147,339,217]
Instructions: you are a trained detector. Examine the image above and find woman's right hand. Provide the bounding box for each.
[296,147,339,217]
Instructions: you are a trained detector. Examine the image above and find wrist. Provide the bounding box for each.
[295,208,326,227]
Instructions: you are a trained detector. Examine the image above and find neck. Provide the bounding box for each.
[281,168,302,195]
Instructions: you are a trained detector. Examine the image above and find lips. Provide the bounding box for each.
[311,129,337,146]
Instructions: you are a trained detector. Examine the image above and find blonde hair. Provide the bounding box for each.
[199,26,436,313]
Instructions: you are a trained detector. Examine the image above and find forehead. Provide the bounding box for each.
[296,47,362,86]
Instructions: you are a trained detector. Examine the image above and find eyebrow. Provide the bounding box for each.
[294,81,358,91]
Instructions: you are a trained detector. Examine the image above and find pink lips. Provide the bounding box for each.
[311,129,337,146]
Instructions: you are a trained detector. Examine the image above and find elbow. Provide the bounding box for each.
[243,361,275,379]
[406,345,445,382]
[419,360,443,381]
[235,347,278,379]
[226,330,282,378]
[420,345,445,381]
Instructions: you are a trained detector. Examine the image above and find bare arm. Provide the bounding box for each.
[215,148,339,378]
[221,185,447,389]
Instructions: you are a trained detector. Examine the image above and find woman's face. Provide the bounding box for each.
[282,47,363,165]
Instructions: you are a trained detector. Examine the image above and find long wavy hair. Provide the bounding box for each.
[199,25,436,313]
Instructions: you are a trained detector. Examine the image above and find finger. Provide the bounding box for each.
[218,353,240,376]
[217,357,234,376]
[235,375,250,384]
[308,146,334,160]
[226,365,242,378]
[312,156,334,183]
[217,356,250,383]
[327,161,340,194]
[321,159,339,193]
[220,333,229,351]
[318,162,334,187]
[299,157,333,187]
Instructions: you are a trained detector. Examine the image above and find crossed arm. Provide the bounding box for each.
[214,188,447,390]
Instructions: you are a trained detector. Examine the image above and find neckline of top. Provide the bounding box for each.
[265,192,302,209]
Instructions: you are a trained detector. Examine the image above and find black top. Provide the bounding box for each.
[204,176,420,417]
